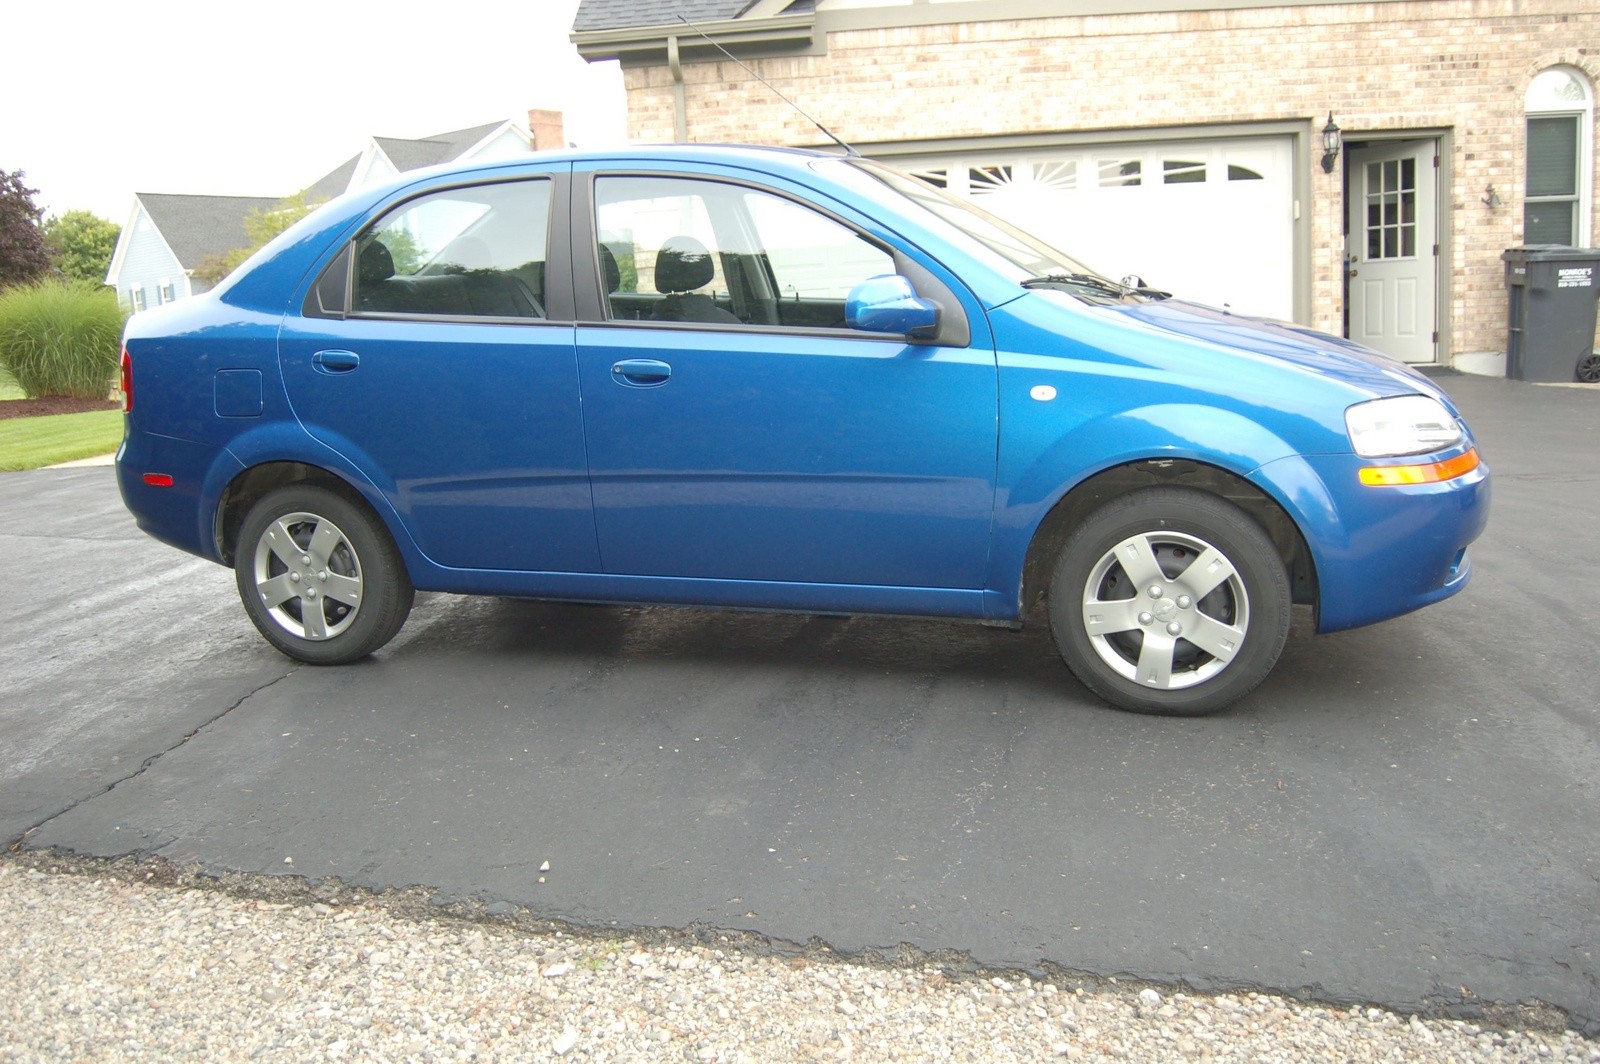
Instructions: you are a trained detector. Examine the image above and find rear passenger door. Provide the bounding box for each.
[279,170,600,574]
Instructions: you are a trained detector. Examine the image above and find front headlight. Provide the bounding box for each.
[1344,395,1463,458]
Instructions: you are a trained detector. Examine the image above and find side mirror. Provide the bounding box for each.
[846,274,940,339]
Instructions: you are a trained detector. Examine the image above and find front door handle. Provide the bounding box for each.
[611,358,672,387]
[312,349,360,373]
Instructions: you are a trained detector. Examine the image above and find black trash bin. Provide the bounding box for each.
[1502,246,1600,383]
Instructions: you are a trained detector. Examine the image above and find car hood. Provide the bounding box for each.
[1109,298,1439,399]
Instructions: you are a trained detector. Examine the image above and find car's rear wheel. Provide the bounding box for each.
[235,486,413,664]
[1048,487,1290,715]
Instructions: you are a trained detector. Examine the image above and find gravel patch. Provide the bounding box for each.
[1,856,1594,1063]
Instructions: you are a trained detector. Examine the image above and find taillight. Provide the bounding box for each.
[119,348,132,412]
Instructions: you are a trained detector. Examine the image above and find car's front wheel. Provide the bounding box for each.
[235,485,413,665]
[1048,487,1291,715]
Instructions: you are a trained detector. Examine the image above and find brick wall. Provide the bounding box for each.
[617,1,1600,362]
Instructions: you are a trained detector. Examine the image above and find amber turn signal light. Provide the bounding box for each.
[1359,448,1480,486]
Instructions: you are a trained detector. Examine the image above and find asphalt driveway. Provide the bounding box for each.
[1,373,1595,1033]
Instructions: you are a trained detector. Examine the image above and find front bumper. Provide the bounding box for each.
[1252,447,1490,633]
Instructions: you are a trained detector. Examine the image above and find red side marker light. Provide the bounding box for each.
[119,348,132,412]
[143,473,173,488]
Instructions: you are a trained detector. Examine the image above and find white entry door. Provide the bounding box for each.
[1346,140,1439,364]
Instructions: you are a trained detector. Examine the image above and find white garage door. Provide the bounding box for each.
[894,136,1296,321]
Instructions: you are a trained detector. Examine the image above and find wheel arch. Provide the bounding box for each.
[217,462,377,567]
[1018,458,1318,618]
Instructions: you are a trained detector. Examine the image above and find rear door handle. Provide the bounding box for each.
[312,349,360,373]
[611,358,671,387]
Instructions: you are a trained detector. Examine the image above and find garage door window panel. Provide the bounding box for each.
[1099,160,1143,187]
[1163,160,1207,184]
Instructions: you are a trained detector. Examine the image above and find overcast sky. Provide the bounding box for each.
[4,0,626,222]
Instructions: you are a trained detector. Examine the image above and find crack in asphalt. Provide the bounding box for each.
[6,670,296,853]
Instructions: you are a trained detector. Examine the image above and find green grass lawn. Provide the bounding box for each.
[0,409,123,472]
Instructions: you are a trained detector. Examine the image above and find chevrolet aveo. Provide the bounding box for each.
[117,145,1489,715]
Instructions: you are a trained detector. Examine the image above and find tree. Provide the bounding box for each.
[0,169,55,289]
[42,210,121,284]
[192,189,323,288]
[372,228,426,275]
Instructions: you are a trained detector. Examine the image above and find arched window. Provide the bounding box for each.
[1524,67,1594,246]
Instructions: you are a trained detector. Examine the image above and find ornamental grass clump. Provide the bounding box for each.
[0,279,126,399]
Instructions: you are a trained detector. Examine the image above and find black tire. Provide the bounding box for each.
[1048,487,1291,715]
[234,485,413,665]
[1576,352,1600,384]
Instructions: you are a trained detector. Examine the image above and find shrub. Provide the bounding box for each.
[0,279,127,398]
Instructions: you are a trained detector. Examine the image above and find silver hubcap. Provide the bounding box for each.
[252,511,363,640]
[1080,530,1249,690]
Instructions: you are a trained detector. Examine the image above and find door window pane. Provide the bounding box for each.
[1364,158,1418,261]
[353,180,550,318]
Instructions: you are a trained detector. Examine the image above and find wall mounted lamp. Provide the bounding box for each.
[1320,114,1342,174]
[1482,185,1503,208]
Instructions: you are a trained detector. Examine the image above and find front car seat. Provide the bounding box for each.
[652,236,739,324]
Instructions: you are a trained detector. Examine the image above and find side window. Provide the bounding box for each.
[745,192,894,301]
[1524,67,1594,246]
[353,179,550,319]
[594,175,894,329]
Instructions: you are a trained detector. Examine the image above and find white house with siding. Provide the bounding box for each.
[106,115,563,312]
[105,194,277,311]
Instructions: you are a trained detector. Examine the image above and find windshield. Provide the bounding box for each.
[831,158,1105,283]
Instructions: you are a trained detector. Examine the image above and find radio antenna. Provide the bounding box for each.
[675,14,858,157]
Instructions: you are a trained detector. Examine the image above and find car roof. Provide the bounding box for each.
[561,143,844,164]
[436,142,851,186]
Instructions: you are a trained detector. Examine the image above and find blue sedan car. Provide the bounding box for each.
[117,145,1488,714]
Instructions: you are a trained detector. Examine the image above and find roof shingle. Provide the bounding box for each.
[128,120,520,270]
[374,121,509,173]
[135,193,281,268]
[304,156,359,204]
[572,0,750,33]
